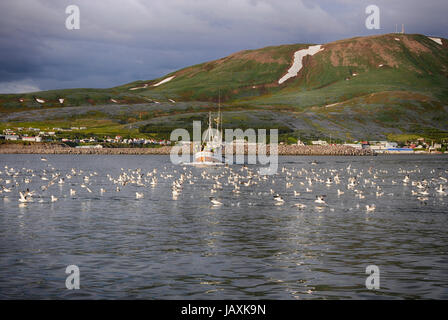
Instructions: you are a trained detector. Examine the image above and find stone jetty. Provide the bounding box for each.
[0,142,375,156]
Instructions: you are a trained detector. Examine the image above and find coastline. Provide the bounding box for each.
[0,143,376,156]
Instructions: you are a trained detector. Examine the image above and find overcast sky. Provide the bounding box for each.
[0,0,447,93]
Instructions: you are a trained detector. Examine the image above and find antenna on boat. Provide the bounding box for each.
[218,89,221,136]
[208,111,212,142]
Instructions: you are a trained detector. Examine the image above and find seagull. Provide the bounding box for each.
[365,204,376,212]
[274,194,284,203]
[210,198,222,206]
[51,195,58,202]
[436,185,446,195]
[315,195,326,204]
[24,188,33,197]
[81,184,92,193]
[70,189,76,196]
[172,188,180,197]
[337,189,344,196]
[136,192,144,199]
[416,182,426,189]
[19,192,33,203]
[417,196,428,203]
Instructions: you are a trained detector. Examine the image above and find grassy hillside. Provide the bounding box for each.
[1,33,447,141]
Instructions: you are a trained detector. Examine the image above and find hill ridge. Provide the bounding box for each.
[1,33,447,141]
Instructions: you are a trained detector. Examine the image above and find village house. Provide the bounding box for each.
[22,136,42,142]
[311,140,328,146]
[3,135,19,141]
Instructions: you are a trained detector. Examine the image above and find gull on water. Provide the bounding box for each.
[436,185,446,195]
[19,192,33,203]
[210,198,222,206]
[1,159,447,216]
[274,194,284,203]
[315,195,326,204]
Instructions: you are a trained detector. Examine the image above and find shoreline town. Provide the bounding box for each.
[1,126,446,156]
[1,142,446,156]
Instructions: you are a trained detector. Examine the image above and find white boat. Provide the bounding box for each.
[185,94,226,166]
[193,147,225,166]
[188,111,225,166]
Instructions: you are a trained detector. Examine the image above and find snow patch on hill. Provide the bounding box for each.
[278,45,324,84]
[152,76,175,87]
[428,37,442,45]
[129,84,148,90]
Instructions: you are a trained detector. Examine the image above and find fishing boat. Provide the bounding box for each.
[183,91,226,166]
[189,111,225,166]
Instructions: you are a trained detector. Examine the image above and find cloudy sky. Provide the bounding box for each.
[0,0,447,93]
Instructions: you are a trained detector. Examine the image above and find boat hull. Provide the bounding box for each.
[194,151,223,163]
[182,151,225,166]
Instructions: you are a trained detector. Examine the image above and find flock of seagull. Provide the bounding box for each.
[1,157,447,213]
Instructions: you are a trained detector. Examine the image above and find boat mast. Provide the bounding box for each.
[208,111,212,142]
[218,89,221,136]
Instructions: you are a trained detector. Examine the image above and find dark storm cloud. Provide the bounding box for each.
[0,0,447,93]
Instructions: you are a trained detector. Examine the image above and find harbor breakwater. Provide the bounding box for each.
[0,143,375,156]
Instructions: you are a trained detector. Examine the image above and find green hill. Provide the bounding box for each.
[1,33,447,141]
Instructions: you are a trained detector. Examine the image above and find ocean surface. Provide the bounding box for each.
[0,154,447,299]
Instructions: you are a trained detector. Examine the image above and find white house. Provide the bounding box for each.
[312,140,328,146]
[75,145,103,149]
[4,135,19,141]
[343,143,363,149]
[370,141,399,152]
[22,136,42,142]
